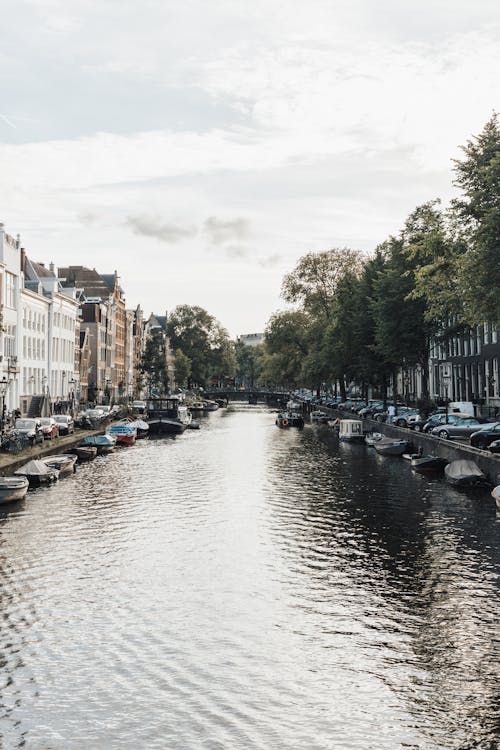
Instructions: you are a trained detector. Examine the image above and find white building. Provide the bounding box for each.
[0,224,22,416]
[21,257,79,415]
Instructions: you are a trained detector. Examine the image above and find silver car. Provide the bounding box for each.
[431,417,484,440]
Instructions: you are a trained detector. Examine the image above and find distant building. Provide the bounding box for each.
[237,333,264,347]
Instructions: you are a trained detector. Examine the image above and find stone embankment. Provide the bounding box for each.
[0,428,104,476]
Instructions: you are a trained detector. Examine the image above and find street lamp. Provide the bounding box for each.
[0,377,10,432]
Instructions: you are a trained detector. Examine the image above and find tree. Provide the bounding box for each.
[139,330,169,396]
[166,305,235,387]
[235,343,264,388]
[262,310,311,388]
[173,349,191,388]
[452,113,500,325]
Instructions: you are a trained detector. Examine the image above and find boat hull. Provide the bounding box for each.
[374,440,410,456]
[411,456,448,473]
[444,460,486,486]
[148,418,188,435]
[0,477,29,503]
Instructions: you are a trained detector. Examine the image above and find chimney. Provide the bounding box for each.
[20,248,26,273]
[49,261,54,274]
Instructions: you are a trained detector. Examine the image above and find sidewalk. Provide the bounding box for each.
[0,428,104,475]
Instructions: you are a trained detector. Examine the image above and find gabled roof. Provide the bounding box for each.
[58,266,112,301]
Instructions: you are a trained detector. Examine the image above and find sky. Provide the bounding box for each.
[0,0,498,337]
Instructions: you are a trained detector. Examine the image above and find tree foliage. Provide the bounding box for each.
[139,330,169,395]
[166,305,235,387]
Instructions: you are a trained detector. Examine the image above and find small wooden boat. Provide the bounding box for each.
[491,485,500,509]
[374,438,410,456]
[444,460,486,486]
[108,422,137,446]
[69,445,98,461]
[365,432,384,446]
[411,455,448,473]
[339,419,364,442]
[41,454,77,477]
[187,401,205,412]
[276,412,304,428]
[0,476,29,503]
[15,460,59,486]
[80,435,116,454]
[202,400,219,412]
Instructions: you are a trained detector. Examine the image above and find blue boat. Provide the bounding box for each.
[108,423,137,446]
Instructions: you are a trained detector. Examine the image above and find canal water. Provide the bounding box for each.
[0,405,498,749]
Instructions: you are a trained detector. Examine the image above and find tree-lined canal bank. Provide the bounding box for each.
[0,404,498,749]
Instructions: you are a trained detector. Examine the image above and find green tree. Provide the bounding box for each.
[235,342,264,388]
[139,330,169,395]
[262,310,311,389]
[451,113,500,325]
[166,305,235,387]
[173,349,191,388]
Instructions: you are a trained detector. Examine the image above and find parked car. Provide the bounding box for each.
[392,408,421,428]
[419,412,470,434]
[469,422,500,449]
[40,417,59,440]
[14,417,44,445]
[54,414,74,435]
[431,417,484,440]
[489,439,500,454]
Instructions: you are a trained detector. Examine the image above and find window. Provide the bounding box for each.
[5,272,15,308]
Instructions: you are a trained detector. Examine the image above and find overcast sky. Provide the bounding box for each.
[0,0,498,337]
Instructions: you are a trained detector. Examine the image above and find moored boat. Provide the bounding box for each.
[444,459,486,486]
[491,485,500,509]
[0,476,29,503]
[127,419,149,438]
[69,445,98,461]
[411,455,448,473]
[276,412,304,428]
[108,422,137,446]
[80,434,116,454]
[374,438,411,456]
[339,419,364,442]
[146,397,192,435]
[365,432,384,446]
[41,454,77,477]
[15,460,59,486]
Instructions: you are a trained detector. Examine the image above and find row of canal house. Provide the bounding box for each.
[393,325,500,418]
[0,222,165,419]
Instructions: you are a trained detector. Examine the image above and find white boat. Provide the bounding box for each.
[491,485,500,509]
[0,476,29,503]
[365,432,384,446]
[374,438,410,456]
[339,419,364,442]
[444,460,486,486]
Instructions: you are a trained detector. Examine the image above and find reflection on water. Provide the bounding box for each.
[0,405,498,748]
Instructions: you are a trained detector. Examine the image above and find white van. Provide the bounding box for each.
[448,401,475,417]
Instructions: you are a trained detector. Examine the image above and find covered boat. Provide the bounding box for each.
[108,422,137,445]
[339,419,364,442]
[80,434,116,454]
[146,397,192,435]
[374,438,410,456]
[127,419,149,438]
[411,455,448,473]
[42,454,77,477]
[276,412,304,428]
[444,460,486,486]
[15,460,59,486]
[0,476,29,503]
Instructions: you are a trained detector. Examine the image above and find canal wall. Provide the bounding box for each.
[0,429,104,476]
